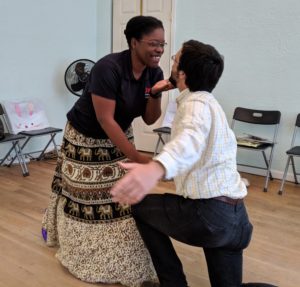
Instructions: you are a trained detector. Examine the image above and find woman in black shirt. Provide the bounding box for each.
[42,16,172,287]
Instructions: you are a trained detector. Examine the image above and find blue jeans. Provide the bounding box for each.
[132,193,253,287]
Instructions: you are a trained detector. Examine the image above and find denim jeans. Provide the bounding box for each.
[132,193,253,287]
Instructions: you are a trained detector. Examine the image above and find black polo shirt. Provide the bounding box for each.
[67,50,163,139]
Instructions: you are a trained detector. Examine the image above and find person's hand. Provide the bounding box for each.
[111,161,165,205]
[151,79,175,95]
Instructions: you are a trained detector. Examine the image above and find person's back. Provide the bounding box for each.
[166,90,246,199]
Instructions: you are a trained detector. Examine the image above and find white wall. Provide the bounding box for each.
[0,0,111,157]
[174,0,300,179]
[97,0,112,58]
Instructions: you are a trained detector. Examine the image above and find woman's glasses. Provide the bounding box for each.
[139,40,167,49]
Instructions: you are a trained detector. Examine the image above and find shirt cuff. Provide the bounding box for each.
[153,151,177,180]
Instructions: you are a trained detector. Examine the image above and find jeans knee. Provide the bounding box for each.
[238,222,253,249]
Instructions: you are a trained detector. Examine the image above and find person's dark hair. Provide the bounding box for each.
[124,15,164,48]
[178,40,224,92]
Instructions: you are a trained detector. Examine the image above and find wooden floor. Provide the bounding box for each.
[0,160,300,287]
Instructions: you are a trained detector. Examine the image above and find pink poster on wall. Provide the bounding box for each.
[3,100,50,134]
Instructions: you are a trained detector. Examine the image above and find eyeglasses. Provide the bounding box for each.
[139,40,167,49]
[171,55,178,63]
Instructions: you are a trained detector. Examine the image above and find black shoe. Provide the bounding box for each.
[141,281,160,287]
[242,283,278,287]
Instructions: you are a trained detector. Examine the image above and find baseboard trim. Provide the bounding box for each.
[1,157,30,166]
[237,166,298,183]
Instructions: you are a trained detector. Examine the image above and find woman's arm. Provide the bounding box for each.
[142,79,175,124]
[92,94,150,163]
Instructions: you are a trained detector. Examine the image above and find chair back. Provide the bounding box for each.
[231,107,281,145]
[289,113,300,148]
[0,103,5,116]
[296,113,300,128]
[0,103,10,133]
[232,107,281,125]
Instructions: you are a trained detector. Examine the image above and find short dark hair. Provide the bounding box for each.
[124,15,164,48]
[178,40,224,92]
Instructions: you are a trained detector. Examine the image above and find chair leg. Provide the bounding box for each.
[10,133,60,162]
[0,141,29,176]
[36,133,57,160]
[153,138,161,157]
[262,151,273,180]
[278,156,291,195]
[290,156,299,184]
[8,137,30,167]
[14,142,29,176]
[0,142,16,166]
[153,133,165,157]
[52,136,60,156]
[263,147,276,192]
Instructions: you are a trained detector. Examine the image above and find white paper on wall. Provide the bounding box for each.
[3,100,50,134]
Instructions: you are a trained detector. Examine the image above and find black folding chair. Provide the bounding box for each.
[152,127,171,156]
[8,126,62,164]
[278,113,300,195]
[0,104,29,176]
[231,107,281,192]
[2,100,63,165]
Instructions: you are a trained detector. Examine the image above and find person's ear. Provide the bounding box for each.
[131,38,138,49]
[178,70,186,80]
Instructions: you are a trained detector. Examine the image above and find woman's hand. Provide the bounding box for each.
[151,79,175,95]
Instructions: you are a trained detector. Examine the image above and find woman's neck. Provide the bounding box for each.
[131,51,146,80]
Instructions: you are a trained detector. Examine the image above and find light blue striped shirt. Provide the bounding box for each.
[154,89,247,199]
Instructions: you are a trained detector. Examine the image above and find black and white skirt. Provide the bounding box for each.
[42,122,157,287]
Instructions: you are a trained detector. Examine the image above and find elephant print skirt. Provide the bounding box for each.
[42,122,157,287]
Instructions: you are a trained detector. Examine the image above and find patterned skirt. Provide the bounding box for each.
[42,122,157,287]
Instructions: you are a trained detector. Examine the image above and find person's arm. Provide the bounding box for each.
[111,160,165,205]
[92,94,150,163]
[111,98,212,204]
[142,79,175,125]
[154,99,211,179]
